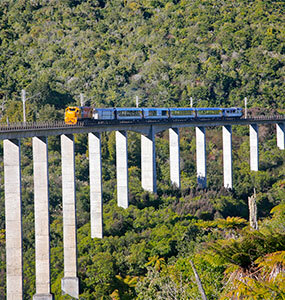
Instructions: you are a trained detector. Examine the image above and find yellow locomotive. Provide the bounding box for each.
[64,106,93,124]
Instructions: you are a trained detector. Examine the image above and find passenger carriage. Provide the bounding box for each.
[169,108,196,118]
[116,108,143,120]
[93,108,115,120]
[222,107,243,118]
[143,108,169,119]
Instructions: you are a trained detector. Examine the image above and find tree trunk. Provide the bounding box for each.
[190,260,207,300]
[248,188,258,230]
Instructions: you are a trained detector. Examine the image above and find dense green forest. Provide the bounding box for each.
[0,0,284,299]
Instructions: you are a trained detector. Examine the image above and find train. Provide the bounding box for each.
[64,106,243,125]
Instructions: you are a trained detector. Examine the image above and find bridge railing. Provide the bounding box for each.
[0,115,284,132]
[241,115,285,120]
[0,120,83,131]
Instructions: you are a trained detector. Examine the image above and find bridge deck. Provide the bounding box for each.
[0,116,284,139]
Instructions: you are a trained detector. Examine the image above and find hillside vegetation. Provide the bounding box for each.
[0,0,284,120]
[0,0,284,299]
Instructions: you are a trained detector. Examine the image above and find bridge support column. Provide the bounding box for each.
[223,125,233,189]
[169,128,180,188]
[196,126,207,188]
[33,137,53,300]
[89,132,103,238]
[250,124,259,171]
[116,131,129,209]
[4,139,23,300]
[276,123,285,150]
[141,128,156,193]
[61,134,79,299]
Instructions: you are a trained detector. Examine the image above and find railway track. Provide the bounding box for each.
[0,115,284,133]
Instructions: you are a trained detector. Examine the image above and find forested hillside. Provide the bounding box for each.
[0,0,284,120]
[0,0,284,299]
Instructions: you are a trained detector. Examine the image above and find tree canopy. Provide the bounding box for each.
[0,1,284,299]
[0,0,284,122]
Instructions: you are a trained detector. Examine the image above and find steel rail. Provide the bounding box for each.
[0,115,284,132]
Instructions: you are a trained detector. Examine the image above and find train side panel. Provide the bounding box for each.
[223,107,243,118]
[143,108,169,119]
[93,108,115,120]
[169,108,196,118]
[116,108,142,120]
[196,108,223,118]
[80,107,93,119]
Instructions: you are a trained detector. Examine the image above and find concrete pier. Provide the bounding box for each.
[141,128,156,193]
[222,125,233,189]
[276,123,285,150]
[88,132,103,239]
[32,137,53,300]
[169,128,180,188]
[196,127,207,188]
[250,124,259,171]
[61,134,79,299]
[4,139,23,300]
[116,131,129,209]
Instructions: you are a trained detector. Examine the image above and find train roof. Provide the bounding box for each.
[169,107,195,110]
[115,107,142,111]
[195,107,242,110]
[93,108,115,110]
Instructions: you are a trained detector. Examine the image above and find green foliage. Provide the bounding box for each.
[0,0,284,121]
[207,229,285,271]
[0,1,284,299]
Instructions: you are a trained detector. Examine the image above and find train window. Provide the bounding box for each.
[117,110,141,117]
[171,109,194,116]
[161,110,168,116]
[148,110,158,116]
[198,109,221,115]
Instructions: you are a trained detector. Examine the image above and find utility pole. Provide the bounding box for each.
[22,89,26,123]
[244,97,248,119]
[80,93,85,106]
[136,95,139,108]
[190,97,193,107]
[20,89,41,123]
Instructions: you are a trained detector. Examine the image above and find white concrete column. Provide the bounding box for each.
[169,128,180,188]
[196,126,207,188]
[222,125,233,189]
[116,130,129,209]
[141,128,156,193]
[4,139,23,300]
[250,124,259,171]
[88,132,103,239]
[276,123,285,150]
[33,137,53,300]
[61,134,79,299]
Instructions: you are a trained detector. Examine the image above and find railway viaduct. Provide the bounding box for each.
[1,116,284,299]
